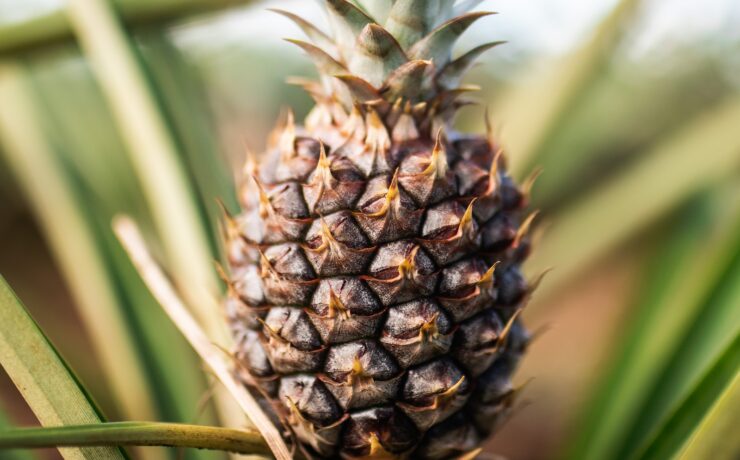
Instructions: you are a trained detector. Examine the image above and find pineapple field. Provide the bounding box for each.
[0,0,739,459]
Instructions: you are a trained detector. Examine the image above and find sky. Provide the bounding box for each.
[171,0,740,59]
[1,0,738,59]
[171,0,620,56]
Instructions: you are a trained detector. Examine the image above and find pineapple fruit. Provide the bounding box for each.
[223,1,536,458]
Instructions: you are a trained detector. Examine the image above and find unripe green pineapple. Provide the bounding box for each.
[222,1,537,458]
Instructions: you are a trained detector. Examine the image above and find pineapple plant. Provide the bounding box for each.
[222,1,537,458]
[2,0,740,459]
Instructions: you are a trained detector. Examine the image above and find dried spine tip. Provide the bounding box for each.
[513,211,539,249]
[258,251,278,280]
[522,167,544,198]
[239,148,260,207]
[485,108,496,147]
[391,112,419,142]
[327,289,351,320]
[341,105,366,140]
[423,131,449,179]
[364,108,391,155]
[253,176,274,220]
[419,313,441,343]
[458,199,477,237]
[398,245,419,280]
[317,144,335,188]
[529,268,553,294]
[486,148,503,195]
[478,261,499,288]
[367,169,400,218]
[216,199,238,237]
[280,109,297,159]
[318,218,341,251]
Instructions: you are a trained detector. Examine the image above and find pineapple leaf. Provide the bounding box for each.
[285,38,347,77]
[386,0,441,48]
[409,12,494,66]
[616,195,740,459]
[113,217,293,460]
[139,32,239,233]
[529,53,734,211]
[270,8,337,55]
[66,0,247,436]
[383,59,431,101]
[453,0,485,17]
[346,0,374,19]
[0,407,38,460]
[499,0,641,177]
[0,62,162,427]
[350,23,408,87]
[0,422,271,456]
[677,360,740,459]
[326,0,374,33]
[325,0,374,59]
[437,41,506,89]
[0,276,126,460]
[66,0,228,342]
[23,48,223,453]
[529,96,740,304]
[634,331,740,460]
[564,185,740,460]
[335,74,383,102]
[0,0,259,55]
[352,0,392,24]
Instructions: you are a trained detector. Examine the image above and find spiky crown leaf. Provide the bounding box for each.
[275,0,503,136]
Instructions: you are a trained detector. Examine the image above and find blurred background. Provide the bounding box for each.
[1,0,739,459]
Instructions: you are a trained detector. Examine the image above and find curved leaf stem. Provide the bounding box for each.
[0,422,271,457]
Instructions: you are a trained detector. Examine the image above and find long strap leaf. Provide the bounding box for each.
[678,363,740,459]
[634,331,740,460]
[25,49,224,452]
[137,32,238,238]
[616,194,740,458]
[501,0,641,177]
[566,184,740,460]
[65,0,245,437]
[66,0,226,341]
[0,422,270,456]
[0,61,158,425]
[114,217,293,460]
[0,0,253,55]
[530,96,740,304]
[0,276,125,460]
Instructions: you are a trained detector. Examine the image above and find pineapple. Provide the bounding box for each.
[223,1,536,458]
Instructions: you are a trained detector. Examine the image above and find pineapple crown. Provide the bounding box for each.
[275,0,502,136]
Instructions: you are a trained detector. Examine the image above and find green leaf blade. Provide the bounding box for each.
[0,276,126,460]
[635,332,740,460]
[13,51,222,458]
[618,210,740,458]
[530,97,740,303]
[409,12,493,66]
[0,60,161,427]
[565,184,740,460]
[66,0,227,343]
[678,368,740,459]
[500,0,641,177]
